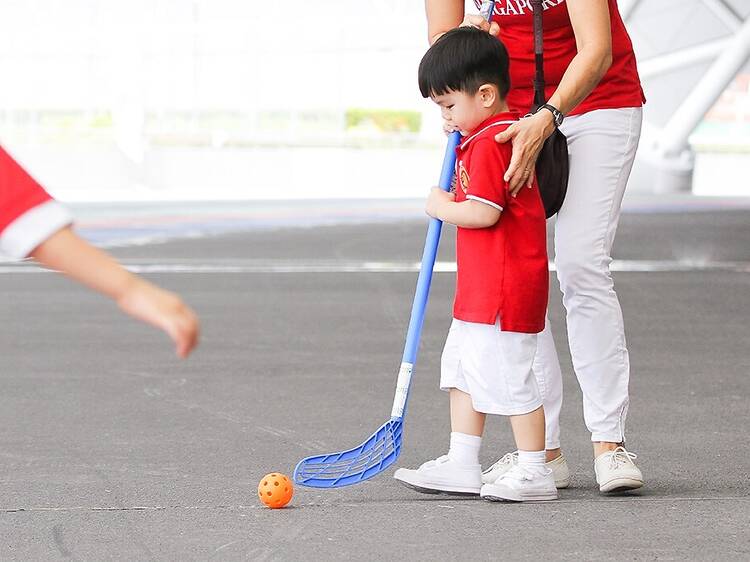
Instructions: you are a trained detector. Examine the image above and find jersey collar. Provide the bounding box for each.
[459,111,519,150]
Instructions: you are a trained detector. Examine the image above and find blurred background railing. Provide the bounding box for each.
[0,0,748,201]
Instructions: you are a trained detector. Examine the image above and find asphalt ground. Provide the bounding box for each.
[1,204,749,560]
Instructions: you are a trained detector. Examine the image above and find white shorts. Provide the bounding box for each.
[440,318,542,416]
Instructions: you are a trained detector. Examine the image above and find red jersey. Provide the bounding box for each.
[0,145,71,258]
[452,112,548,334]
[476,0,645,115]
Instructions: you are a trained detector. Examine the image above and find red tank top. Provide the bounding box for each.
[475,0,645,116]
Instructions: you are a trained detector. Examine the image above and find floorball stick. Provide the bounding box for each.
[293,132,461,488]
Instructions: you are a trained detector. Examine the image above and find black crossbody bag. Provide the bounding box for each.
[530,0,569,218]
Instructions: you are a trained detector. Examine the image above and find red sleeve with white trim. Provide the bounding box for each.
[0,145,72,258]
[464,138,508,212]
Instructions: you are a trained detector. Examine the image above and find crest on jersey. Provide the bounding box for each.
[458,161,470,194]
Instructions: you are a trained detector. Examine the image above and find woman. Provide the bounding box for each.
[426,0,645,492]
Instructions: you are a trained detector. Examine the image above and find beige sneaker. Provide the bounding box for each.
[594,446,644,493]
[482,452,570,489]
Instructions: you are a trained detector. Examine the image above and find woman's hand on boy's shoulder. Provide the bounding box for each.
[426,187,455,220]
[495,110,555,195]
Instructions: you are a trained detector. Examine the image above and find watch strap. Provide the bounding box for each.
[538,103,564,127]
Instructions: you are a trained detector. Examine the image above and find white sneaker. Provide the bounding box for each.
[594,446,644,493]
[393,455,482,495]
[482,451,570,489]
[480,464,558,502]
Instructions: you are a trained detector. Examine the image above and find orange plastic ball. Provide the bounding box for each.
[258,473,293,509]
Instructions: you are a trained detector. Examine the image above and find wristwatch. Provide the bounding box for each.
[537,103,564,127]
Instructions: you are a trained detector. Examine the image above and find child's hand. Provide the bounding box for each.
[117,279,200,358]
[425,187,455,220]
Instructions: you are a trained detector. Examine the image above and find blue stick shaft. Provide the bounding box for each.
[401,131,460,365]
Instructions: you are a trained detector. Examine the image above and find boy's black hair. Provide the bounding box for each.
[418,26,510,99]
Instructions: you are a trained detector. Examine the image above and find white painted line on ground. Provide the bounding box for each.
[1,260,749,274]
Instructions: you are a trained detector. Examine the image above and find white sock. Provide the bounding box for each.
[447,432,481,465]
[517,450,546,472]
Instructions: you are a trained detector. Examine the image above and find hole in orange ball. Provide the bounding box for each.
[274,481,279,486]
[267,491,272,496]
[263,481,267,486]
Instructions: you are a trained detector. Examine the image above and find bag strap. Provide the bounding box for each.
[531,0,546,108]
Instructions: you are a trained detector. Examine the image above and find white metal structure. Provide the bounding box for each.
[624,0,750,193]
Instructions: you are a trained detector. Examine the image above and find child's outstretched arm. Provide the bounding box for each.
[425,187,501,229]
[29,226,200,358]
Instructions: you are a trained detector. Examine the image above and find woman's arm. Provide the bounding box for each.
[426,188,501,228]
[425,0,464,44]
[546,0,613,116]
[496,0,613,193]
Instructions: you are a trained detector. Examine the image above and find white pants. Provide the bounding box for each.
[535,107,643,448]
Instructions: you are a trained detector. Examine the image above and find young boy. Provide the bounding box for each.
[1,145,199,358]
[393,26,554,502]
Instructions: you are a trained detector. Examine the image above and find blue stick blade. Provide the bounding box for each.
[293,419,403,488]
